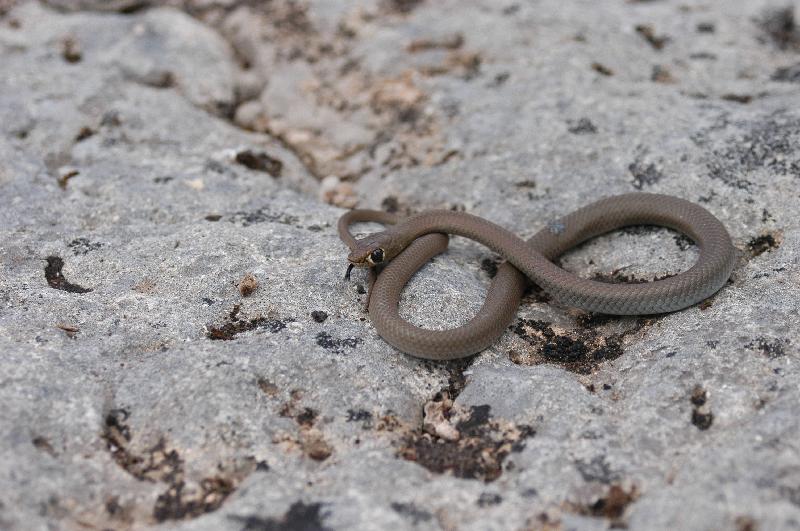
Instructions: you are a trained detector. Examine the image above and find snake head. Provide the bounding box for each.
[347,232,394,268]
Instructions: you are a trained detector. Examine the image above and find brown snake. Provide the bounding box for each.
[338,193,736,360]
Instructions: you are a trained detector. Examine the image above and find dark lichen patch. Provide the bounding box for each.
[758,6,800,50]
[772,64,800,83]
[635,24,669,50]
[690,385,713,430]
[280,405,318,427]
[746,337,788,359]
[490,71,510,86]
[407,33,464,53]
[575,455,620,484]
[697,22,715,33]
[391,502,432,524]
[480,256,500,278]
[311,310,328,323]
[628,160,664,190]
[276,391,333,461]
[689,51,717,60]
[747,232,782,257]
[102,409,248,522]
[234,149,283,177]
[257,378,279,396]
[735,516,758,531]
[691,408,714,430]
[690,385,707,406]
[206,305,293,340]
[45,256,92,293]
[721,93,753,104]
[591,62,614,76]
[381,195,401,213]
[53,168,77,188]
[567,118,598,134]
[229,207,299,227]
[68,237,102,255]
[778,485,800,508]
[386,0,424,14]
[231,502,330,531]
[32,436,57,457]
[651,64,675,83]
[61,35,81,63]
[315,331,362,354]
[706,114,800,191]
[398,401,535,482]
[346,409,373,429]
[105,495,132,524]
[103,411,181,483]
[673,233,695,251]
[592,270,676,284]
[75,126,95,142]
[510,319,624,374]
[477,493,503,507]
[154,477,235,522]
[567,484,639,524]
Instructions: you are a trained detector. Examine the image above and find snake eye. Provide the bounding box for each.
[368,248,385,265]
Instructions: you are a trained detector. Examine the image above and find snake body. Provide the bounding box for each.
[339,193,736,360]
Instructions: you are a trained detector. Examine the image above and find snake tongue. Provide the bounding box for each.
[344,263,355,281]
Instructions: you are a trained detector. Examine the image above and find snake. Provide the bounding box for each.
[338,193,736,360]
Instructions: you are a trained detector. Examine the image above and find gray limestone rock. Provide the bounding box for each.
[1,1,799,530]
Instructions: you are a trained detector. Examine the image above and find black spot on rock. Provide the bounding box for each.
[576,455,620,484]
[591,62,614,76]
[673,233,695,251]
[45,256,92,293]
[390,502,432,524]
[346,409,373,424]
[721,94,752,105]
[231,502,330,531]
[510,319,625,373]
[206,305,293,340]
[315,331,362,354]
[568,118,598,134]
[748,232,781,257]
[399,403,534,482]
[772,64,800,83]
[746,337,787,359]
[635,24,669,50]
[696,22,715,33]
[311,311,328,323]
[477,493,503,507]
[568,484,638,523]
[154,478,235,522]
[456,405,492,434]
[234,150,283,177]
[68,237,102,255]
[689,386,713,430]
[294,407,318,427]
[229,208,299,227]
[480,256,500,278]
[628,160,663,190]
[758,6,800,50]
[705,114,800,191]
[690,385,707,406]
[691,409,714,430]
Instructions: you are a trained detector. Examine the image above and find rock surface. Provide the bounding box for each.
[1,1,799,530]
